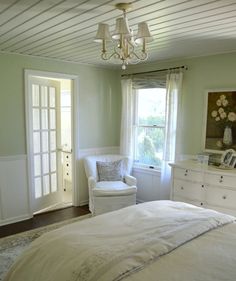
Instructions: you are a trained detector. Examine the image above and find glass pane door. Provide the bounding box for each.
[31,79,61,212]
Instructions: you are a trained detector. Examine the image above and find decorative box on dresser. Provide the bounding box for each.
[170,160,236,216]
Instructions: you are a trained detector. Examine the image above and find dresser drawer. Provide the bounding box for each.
[171,161,236,215]
[205,173,236,188]
[174,167,203,182]
[173,179,205,201]
[173,196,205,208]
[206,186,236,210]
[206,204,236,216]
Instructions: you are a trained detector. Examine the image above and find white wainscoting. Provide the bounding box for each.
[77,146,120,206]
[0,155,31,226]
[0,150,166,225]
[132,167,162,203]
[0,148,120,226]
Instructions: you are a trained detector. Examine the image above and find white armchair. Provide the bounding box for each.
[83,154,137,215]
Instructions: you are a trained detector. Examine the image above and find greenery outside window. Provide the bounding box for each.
[134,88,166,169]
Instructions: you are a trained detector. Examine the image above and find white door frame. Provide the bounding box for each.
[25,69,79,216]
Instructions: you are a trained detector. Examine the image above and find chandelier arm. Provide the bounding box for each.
[129,49,148,61]
[101,40,148,63]
[101,52,115,61]
[101,47,121,60]
[127,40,134,54]
[114,45,123,58]
[126,40,147,61]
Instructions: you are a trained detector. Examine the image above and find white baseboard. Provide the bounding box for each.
[136,199,145,204]
[79,200,89,206]
[0,214,32,226]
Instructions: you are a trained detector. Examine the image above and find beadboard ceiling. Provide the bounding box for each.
[0,0,236,68]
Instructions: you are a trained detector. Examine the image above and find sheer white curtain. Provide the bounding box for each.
[160,71,183,199]
[120,79,134,157]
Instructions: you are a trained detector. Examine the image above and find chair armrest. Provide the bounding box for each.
[124,175,137,186]
[88,176,97,189]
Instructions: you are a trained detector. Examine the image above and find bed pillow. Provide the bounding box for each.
[96,160,124,182]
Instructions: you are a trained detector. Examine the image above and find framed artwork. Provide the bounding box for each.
[203,89,236,152]
[221,149,235,166]
[228,153,236,168]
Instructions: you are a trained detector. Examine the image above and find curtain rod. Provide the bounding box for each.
[121,65,188,77]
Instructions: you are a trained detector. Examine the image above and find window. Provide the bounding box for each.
[133,88,166,168]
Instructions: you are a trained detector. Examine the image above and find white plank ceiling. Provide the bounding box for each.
[0,0,236,68]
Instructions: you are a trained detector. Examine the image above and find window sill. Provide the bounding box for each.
[132,165,161,176]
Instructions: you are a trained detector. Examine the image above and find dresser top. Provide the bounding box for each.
[169,160,236,175]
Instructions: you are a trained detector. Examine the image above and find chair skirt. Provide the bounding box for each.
[92,193,136,215]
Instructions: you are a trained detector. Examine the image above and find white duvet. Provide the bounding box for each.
[3,201,236,281]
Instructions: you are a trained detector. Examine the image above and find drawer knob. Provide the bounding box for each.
[201,185,204,188]
[219,179,223,183]
[67,173,69,176]
[66,156,69,159]
[66,163,69,167]
[222,195,227,200]
[184,173,187,176]
[200,203,203,206]
[220,175,223,179]
[181,186,184,190]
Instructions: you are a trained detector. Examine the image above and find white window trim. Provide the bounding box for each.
[132,166,161,175]
[132,88,166,170]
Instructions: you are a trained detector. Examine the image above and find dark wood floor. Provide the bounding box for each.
[0,205,90,238]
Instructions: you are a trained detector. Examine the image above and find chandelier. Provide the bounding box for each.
[94,3,153,70]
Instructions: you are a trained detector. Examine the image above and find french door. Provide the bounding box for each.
[29,77,61,213]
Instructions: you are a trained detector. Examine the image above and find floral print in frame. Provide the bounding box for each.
[204,90,236,152]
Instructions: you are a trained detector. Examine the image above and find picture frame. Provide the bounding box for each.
[203,89,236,153]
[221,149,235,166]
[228,153,236,168]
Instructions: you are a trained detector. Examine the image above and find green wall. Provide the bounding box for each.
[1,51,236,157]
[0,53,121,156]
[124,52,236,155]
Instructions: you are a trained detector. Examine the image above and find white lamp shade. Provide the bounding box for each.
[94,23,111,42]
[135,22,153,44]
[112,17,131,40]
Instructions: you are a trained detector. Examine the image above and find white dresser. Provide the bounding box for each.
[170,161,236,216]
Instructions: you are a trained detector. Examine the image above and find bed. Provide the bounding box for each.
[3,200,236,281]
